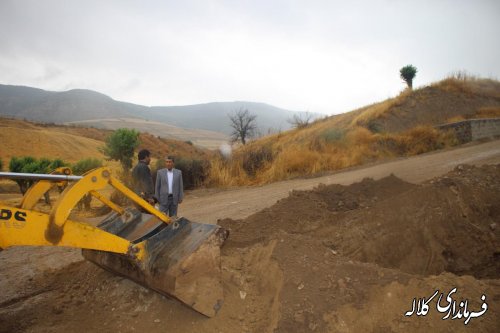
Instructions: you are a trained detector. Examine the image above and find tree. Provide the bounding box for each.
[102,128,140,174]
[228,108,257,145]
[288,112,313,129]
[400,65,418,89]
[8,156,68,195]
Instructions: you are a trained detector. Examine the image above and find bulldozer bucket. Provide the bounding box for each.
[82,208,229,317]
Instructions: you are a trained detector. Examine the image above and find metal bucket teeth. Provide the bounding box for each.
[82,209,229,317]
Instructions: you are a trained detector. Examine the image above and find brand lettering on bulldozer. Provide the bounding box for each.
[0,209,27,229]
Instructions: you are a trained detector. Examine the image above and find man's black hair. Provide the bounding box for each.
[138,149,151,161]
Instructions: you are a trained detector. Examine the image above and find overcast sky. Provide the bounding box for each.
[0,0,499,114]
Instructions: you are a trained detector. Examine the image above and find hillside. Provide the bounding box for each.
[0,85,311,139]
[0,117,212,169]
[350,77,500,132]
[66,118,228,150]
[299,76,500,134]
[208,76,500,186]
[0,118,106,163]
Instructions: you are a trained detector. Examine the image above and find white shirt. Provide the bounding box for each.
[167,169,173,194]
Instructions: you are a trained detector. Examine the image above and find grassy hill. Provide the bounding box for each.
[0,117,212,171]
[207,75,500,186]
[349,76,500,132]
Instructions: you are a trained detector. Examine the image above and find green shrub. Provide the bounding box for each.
[72,158,103,175]
[8,156,68,194]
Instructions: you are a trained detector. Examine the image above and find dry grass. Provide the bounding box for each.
[434,78,475,95]
[0,126,106,163]
[350,89,411,127]
[445,115,467,123]
[445,107,500,124]
[207,124,458,187]
[475,107,500,118]
[207,156,251,187]
[433,71,500,98]
[383,126,458,156]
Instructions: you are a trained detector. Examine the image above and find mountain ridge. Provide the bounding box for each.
[0,84,316,135]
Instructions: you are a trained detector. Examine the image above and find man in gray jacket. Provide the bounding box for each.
[155,156,184,217]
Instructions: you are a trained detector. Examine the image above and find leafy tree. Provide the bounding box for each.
[400,65,418,89]
[102,128,140,174]
[8,156,68,195]
[228,108,257,145]
[9,156,36,194]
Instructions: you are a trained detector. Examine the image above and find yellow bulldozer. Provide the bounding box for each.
[0,167,229,317]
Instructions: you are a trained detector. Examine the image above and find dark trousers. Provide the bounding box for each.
[160,195,178,217]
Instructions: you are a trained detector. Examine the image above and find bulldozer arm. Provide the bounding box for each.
[0,167,229,317]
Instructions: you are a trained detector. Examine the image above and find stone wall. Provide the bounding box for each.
[437,118,500,143]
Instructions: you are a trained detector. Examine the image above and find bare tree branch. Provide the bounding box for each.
[287,112,313,129]
[228,108,257,145]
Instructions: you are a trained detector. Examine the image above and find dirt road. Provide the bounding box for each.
[183,139,500,224]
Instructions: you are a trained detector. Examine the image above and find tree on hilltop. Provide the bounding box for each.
[400,65,418,89]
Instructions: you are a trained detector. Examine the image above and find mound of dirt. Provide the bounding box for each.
[218,164,500,331]
[1,164,499,332]
[221,164,500,279]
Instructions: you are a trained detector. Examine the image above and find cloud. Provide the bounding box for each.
[0,0,499,114]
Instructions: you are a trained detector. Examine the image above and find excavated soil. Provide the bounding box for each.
[1,164,499,332]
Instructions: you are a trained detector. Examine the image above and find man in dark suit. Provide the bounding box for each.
[131,149,156,205]
[155,155,184,217]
